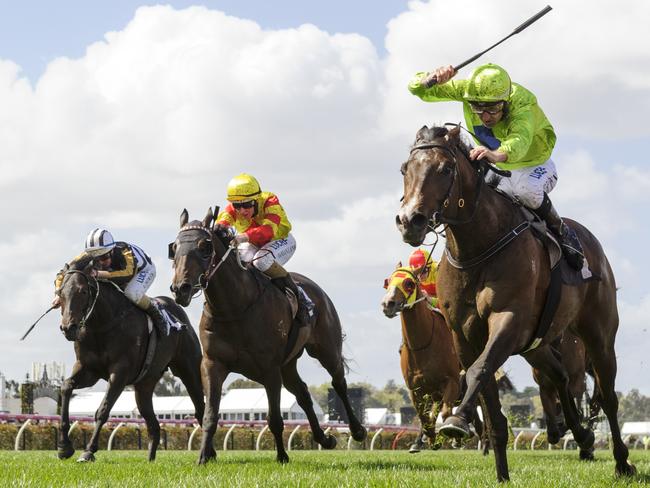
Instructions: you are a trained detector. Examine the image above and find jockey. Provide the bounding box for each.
[409,63,584,270]
[52,228,168,335]
[408,248,439,309]
[215,173,311,329]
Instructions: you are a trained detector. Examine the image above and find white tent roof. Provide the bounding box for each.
[622,422,650,435]
[70,391,137,416]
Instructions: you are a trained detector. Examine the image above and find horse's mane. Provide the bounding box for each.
[69,254,95,271]
[412,125,473,156]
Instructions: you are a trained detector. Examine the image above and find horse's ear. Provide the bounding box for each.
[180,209,189,228]
[202,207,214,229]
[446,124,461,143]
[396,261,402,269]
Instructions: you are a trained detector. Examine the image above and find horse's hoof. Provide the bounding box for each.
[579,447,595,461]
[408,444,421,454]
[57,444,75,460]
[320,434,337,450]
[76,452,95,463]
[351,426,367,442]
[439,416,471,439]
[615,461,637,477]
[197,451,216,465]
[576,428,595,450]
[276,452,290,464]
[547,431,560,445]
[431,442,442,451]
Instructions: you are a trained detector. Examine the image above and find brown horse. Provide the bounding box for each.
[169,209,367,464]
[381,265,492,454]
[396,125,634,481]
[56,257,204,462]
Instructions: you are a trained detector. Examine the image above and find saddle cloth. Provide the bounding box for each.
[282,284,315,365]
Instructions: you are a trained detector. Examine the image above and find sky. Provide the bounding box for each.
[1,0,649,396]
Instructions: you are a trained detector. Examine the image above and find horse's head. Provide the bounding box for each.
[396,125,464,246]
[169,207,233,306]
[58,259,98,341]
[381,263,421,318]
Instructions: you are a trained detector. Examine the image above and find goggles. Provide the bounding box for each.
[232,200,255,210]
[469,101,505,115]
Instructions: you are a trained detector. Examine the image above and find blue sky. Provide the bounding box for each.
[1,0,649,397]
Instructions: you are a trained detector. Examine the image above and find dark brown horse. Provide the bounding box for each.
[396,125,634,481]
[381,264,488,454]
[169,209,367,464]
[56,257,204,462]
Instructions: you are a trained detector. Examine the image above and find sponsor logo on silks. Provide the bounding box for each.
[136,270,148,284]
[529,166,548,180]
[269,239,287,250]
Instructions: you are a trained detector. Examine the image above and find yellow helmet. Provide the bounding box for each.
[226,173,261,202]
[464,63,512,103]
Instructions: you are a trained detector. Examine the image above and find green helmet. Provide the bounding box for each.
[464,64,511,103]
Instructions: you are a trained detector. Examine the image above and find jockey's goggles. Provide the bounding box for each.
[469,101,504,115]
[97,253,112,262]
[232,200,255,210]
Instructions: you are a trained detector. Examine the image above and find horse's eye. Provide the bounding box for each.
[403,279,415,293]
[198,239,212,255]
[167,242,176,260]
[400,161,408,176]
[441,164,453,175]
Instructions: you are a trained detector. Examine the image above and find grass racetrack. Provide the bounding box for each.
[1,450,649,487]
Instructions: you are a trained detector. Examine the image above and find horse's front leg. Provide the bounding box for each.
[198,355,228,465]
[441,312,519,439]
[58,362,98,460]
[264,369,289,464]
[77,369,130,462]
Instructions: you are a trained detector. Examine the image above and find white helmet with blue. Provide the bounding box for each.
[85,228,115,257]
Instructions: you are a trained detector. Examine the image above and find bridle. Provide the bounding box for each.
[63,270,100,328]
[408,141,486,229]
[385,268,427,314]
[171,224,244,293]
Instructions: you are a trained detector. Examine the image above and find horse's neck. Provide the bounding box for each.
[86,285,133,334]
[401,295,439,350]
[445,159,520,260]
[205,253,263,316]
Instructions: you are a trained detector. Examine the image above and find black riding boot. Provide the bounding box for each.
[535,193,584,270]
[273,276,311,328]
[146,302,169,336]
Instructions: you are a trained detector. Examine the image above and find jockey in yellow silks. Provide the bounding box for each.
[408,248,439,309]
[409,63,584,270]
[215,173,310,328]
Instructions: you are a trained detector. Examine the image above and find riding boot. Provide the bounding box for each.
[535,193,585,270]
[138,296,168,336]
[264,262,311,328]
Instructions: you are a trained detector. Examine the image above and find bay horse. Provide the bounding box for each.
[381,264,488,454]
[396,125,634,481]
[169,209,367,464]
[56,257,204,462]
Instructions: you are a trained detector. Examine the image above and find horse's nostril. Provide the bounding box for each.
[179,283,192,295]
[411,213,428,229]
[395,214,402,226]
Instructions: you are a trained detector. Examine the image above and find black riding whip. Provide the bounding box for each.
[20,306,55,341]
[423,5,553,87]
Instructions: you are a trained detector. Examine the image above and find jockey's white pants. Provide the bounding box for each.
[238,233,297,272]
[124,262,156,304]
[492,158,558,209]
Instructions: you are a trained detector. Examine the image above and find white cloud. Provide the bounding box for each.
[1,3,650,395]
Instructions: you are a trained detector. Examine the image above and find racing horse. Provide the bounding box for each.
[396,125,634,481]
[169,209,367,464]
[56,257,204,462]
[381,264,488,454]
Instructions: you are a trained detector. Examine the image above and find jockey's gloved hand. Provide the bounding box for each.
[233,233,249,245]
[52,296,61,309]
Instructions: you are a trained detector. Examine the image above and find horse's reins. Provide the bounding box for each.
[64,269,101,327]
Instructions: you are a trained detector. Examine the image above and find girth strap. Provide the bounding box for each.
[131,325,158,385]
[519,262,562,355]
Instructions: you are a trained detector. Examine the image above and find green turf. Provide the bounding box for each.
[1,449,649,487]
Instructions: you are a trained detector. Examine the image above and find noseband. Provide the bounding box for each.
[175,224,239,291]
[63,270,100,328]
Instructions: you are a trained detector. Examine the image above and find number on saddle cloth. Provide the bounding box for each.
[151,298,185,333]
